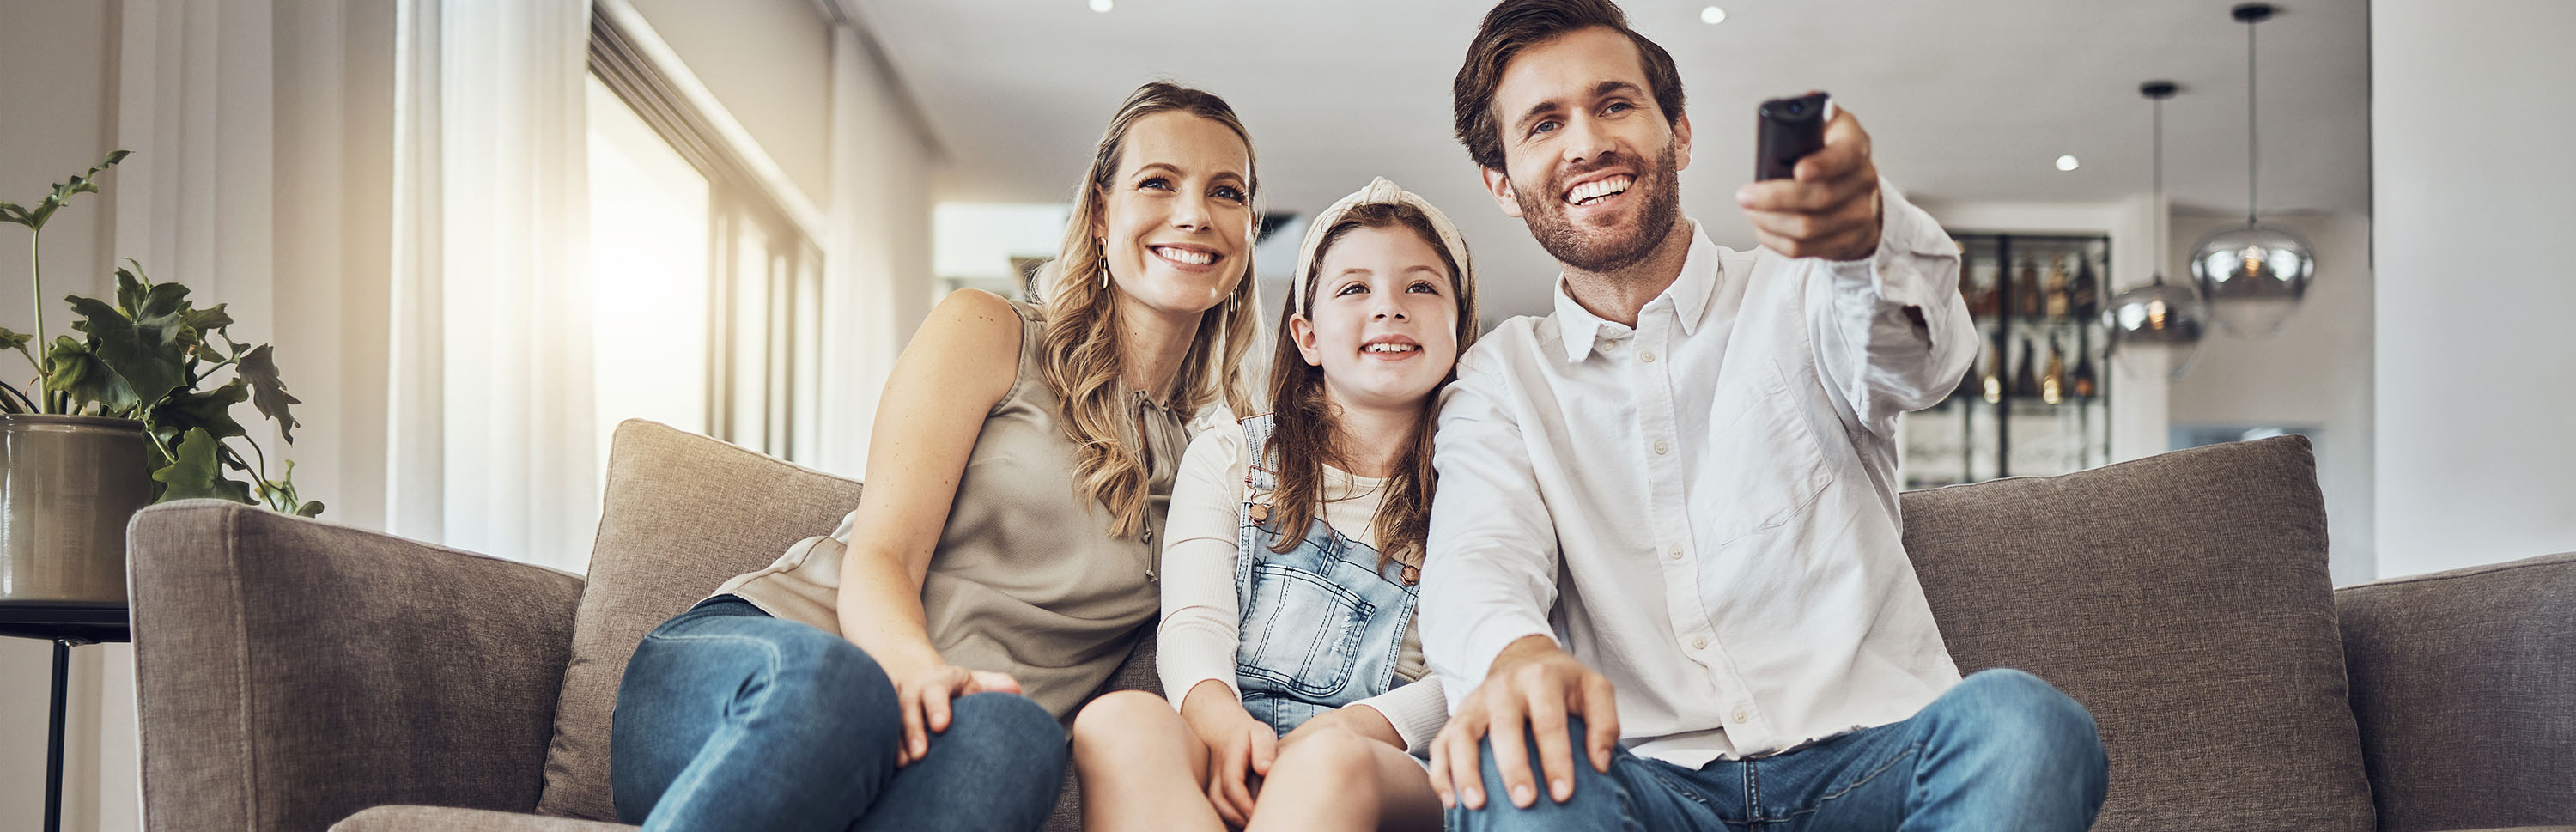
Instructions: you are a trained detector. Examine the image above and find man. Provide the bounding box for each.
[1418,1,2111,829]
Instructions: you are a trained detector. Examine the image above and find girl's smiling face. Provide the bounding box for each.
[1291,224,1463,413]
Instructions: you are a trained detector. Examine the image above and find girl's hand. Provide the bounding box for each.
[1196,711,1276,826]
[895,665,1024,767]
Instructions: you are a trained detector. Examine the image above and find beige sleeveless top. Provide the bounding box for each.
[712,299,1187,719]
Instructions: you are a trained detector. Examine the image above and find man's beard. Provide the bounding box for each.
[1512,139,1684,275]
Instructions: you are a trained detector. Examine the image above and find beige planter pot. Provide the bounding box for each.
[0,414,150,604]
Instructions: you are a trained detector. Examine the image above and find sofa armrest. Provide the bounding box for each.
[130,501,587,832]
[2336,551,2576,832]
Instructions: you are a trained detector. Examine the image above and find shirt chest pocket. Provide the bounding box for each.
[1699,358,1833,547]
[1236,563,1376,698]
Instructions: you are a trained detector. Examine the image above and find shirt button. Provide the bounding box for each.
[1732,708,1751,723]
[1654,440,1669,455]
[1641,350,1657,363]
[1691,635,1708,650]
[1668,546,1685,560]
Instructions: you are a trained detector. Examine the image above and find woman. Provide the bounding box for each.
[607,82,1263,832]
[1072,178,1480,832]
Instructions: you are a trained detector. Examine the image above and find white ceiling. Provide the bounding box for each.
[848,0,2369,318]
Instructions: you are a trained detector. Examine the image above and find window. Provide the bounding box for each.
[586,14,824,471]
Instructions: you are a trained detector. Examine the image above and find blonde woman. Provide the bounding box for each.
[608,82,1263,832]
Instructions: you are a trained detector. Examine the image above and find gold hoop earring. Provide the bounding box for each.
[1096,238,1109,289]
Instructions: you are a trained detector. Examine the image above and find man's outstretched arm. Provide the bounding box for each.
[1737,107,1978,435]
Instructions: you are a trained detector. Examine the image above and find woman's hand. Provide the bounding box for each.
[895,665,1024,767]
[1178,681,1274,826]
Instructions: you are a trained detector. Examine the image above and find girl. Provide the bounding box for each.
[1072,178,1481,832]
[608,82,1264,832]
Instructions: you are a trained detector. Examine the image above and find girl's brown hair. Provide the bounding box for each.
[1263,203,1480,572]
[1041,82,1264,539]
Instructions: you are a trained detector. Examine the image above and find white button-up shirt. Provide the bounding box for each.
[1421,188,1977,768]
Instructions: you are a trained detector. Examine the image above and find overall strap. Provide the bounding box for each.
[1234,413,1279,610]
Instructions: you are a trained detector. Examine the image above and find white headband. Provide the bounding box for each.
[1290,177,1476,313]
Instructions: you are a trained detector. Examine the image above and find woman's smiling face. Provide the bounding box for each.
[1291,224,1462,412]
[1092,110,1255,321]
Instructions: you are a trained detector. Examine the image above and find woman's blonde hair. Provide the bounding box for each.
[1040,82,1264,539]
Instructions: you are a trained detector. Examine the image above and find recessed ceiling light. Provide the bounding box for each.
[1700,6,1727,24]
[1089,0,1112,12]
[2055,155,2081,171]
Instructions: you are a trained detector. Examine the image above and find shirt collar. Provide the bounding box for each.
[1549,219,1723,363]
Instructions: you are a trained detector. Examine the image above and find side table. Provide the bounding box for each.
[0,601,131,832]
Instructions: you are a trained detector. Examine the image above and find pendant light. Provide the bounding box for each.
[2105,81,2209,381]
[2190,2,2316,337]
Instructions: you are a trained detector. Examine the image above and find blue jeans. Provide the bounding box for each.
[610,597,1066,832]
[1449,669,2108,832]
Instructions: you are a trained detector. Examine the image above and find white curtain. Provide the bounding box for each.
[388,0,598,571]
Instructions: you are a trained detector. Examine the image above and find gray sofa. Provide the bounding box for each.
[127,420,2574,832]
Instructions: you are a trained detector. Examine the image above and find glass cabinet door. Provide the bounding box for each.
[1900,231,2112,489]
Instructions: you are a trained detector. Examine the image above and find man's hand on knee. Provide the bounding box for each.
[1428,635,1620,811]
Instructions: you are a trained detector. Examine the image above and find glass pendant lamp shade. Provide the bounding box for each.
[2190,223,2314,336]
[2104,277,2208,380]
[2107,79,2208,381]
[2194,2,2314,337]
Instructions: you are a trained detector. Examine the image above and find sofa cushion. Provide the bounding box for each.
[533,421,868,820]
[1899,435,2372,832]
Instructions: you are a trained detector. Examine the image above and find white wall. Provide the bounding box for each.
[2372,0,2576,577]
[2165,210,2375,585]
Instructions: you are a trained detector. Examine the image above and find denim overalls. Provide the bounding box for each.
[1231,414,1420,737]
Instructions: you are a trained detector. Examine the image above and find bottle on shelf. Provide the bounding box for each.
[1981,341,2004,404]
[2044,255,2072,319]
[2014,258,2042,317]
[2070,252,2099,319]
[2011,336,2040,398]
[2070,337,2099,400]
[2040,334,2067,404]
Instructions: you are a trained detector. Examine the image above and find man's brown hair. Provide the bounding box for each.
[1451,0,1686,173]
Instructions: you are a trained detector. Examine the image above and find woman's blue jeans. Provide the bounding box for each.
[609,597,1066,832]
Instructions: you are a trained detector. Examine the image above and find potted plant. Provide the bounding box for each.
[0,150,319,604]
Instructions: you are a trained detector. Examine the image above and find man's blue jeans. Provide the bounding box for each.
[609,597,1066,832]
[1449,669,2108,832]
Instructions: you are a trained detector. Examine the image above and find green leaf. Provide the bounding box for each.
[150,428,254,504]
[295,501,325,517]
[19,151,131,233]
[0,203,28,228]
[43,337,124,407]
[234,344,301,442]
[62,293,188,410]
[0,328,28,353]
[117,264,191,320]
[149,379,251,441]
[185,302,234,333]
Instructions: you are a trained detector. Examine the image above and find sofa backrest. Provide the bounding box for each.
[532,420,869,821]
[2336,551,2576,832]
[1900,434,2372,832]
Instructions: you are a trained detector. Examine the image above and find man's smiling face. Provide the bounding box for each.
[1482,25,1692,274]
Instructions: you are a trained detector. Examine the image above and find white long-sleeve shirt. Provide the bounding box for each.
[1419,187,1976,768]
[1157,428,1449,753]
